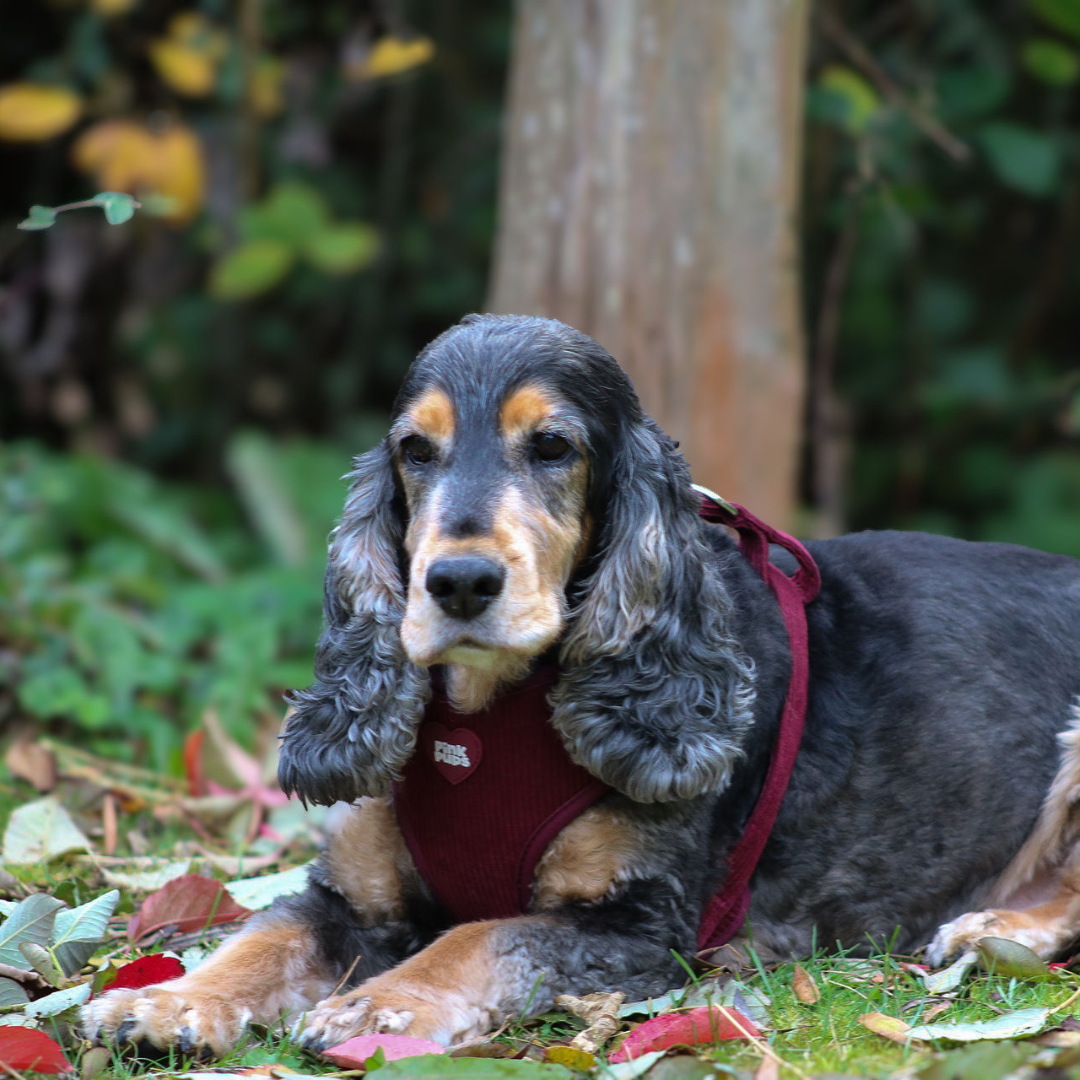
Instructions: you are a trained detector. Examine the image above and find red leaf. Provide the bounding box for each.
[0,1028,72,1074]
[100,953,186,994]
[322,1035,446,1066]
[128,874,251,942]
[608,1006,760,1063]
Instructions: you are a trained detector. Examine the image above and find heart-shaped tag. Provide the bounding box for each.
[423,723,483,784]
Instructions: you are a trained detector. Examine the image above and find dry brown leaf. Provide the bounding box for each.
[793,964,820,1004]
[919,1001,952,1023]
[4,741,57,792]
[555,991,625,1054]
[859,1011,912,1044]
[754,1057,780,1080]
[1033,1029,1080,1048]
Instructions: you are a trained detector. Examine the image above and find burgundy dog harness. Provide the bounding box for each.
[392,494,820,951]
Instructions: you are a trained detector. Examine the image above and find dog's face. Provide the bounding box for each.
[279,314,756,806]
[394,382,590,671]
[387,324,623,706]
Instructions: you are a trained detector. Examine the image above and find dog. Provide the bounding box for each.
[85,313,1080,1058]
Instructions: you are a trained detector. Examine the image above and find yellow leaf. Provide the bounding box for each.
[150,39,216,97]
[91,0,138,16]
[72,119,205,223]
[544,1047,596,1070]
[248,57,285,119]
[858,1011,911,1044]
[0,83,82,142]
[792,964,820,1004]
[357,35,434,79]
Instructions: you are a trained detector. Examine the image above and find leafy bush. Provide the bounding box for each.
[0,438,353,767]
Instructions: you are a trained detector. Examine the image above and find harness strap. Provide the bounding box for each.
[695,495,821,951]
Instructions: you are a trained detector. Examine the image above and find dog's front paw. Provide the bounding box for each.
[297,989,419,1052]
[82,984,251,1059]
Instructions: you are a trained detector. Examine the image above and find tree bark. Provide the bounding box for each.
[487,0,809,528]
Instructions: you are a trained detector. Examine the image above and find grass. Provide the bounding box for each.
[5,770,1080,1080]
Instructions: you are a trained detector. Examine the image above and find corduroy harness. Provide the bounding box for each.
[392,493,820,950]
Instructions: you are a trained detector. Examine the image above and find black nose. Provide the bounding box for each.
[425,557,506,620]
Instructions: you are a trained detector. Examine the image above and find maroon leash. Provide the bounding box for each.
[695,489,821,952]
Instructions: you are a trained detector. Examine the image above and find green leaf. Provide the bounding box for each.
[51,890,119,976]
[2,799,92,865]
[1022,37,1080,84]
[23,981,91,1018]
[239,181,330,248]
[975,936,1050,978]
[1031,0,1080,39]
[224,863,312,911]
[16,205,57,231]
[0,980,29,1008]
[209,240,294,301]
[0,895,65,970]
[18,942,64,987]
[979,122,1062,197]
[91,191,139,226]
[371,1057,573,1080]
[907,1005,1049,1042]
[816,64,880,133]
[919,1042,1036,1080]
[922,951,977,994]
[936,66,1011,122]
[303,222,380,275]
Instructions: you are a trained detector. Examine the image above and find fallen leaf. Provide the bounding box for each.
[0,895,66,970]
[23,982,91,1018]
[0,84,81,142]
[608,1005,760,1063]
[543,1047,595,1070]
[858,1011,912,1044]
[100,858,192,891]
[923,951,977,994]
[4,742,56,792]
[0,979,29,1007]
[554,991,623,1054]
[792,964,820,1003]
[345,1056,570,1079]
[128,874,251,942]
[906,1005,1049,1042]
[99,953,185,994]
[0,1027,72,1074]
[3,799,93,864]
[976,936,1050,978]
[602,1051,666,1080]
[754,1058,779,1080]
[51,890,120,976]
[321,1035,445,1067]
[225,863,312,911]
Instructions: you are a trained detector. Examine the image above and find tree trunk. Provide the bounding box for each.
[487,0,809,528]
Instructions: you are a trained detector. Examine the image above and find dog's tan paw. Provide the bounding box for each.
[297,990,419,1051]
[927,909,1062,967]
[82,984,250,1059]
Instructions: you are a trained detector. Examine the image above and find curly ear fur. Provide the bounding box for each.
[278,440,430,805]
[552,417,756,803]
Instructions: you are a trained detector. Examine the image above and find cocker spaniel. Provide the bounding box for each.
[86,314,1080,1057]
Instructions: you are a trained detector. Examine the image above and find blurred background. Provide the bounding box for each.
[1,0,1078,770]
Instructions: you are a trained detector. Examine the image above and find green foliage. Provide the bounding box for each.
[0,441,343,765]
[1022,38,1080,85]
[17,192,141,231]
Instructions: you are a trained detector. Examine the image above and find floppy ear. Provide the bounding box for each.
[278,440,430,805]
[552,417,756,803]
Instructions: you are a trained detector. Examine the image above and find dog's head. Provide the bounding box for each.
[278,314,756,806]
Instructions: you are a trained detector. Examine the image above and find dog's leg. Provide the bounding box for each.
[299,892,690,1048]
[84,798,433,1058]
[927,866,1080,966]
[83,910,335,1058]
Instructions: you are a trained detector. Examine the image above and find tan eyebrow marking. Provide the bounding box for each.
[499,385,557,441]
[406,387,455,442]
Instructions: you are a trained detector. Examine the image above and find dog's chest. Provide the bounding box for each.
[392,667,608,923]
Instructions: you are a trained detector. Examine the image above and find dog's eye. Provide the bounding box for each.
[401,435,435,465]
[532,432,572,463]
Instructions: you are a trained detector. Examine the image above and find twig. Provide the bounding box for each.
[816,6,971,164]
[1050,982,1080,1015]
[331,954,363,996]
